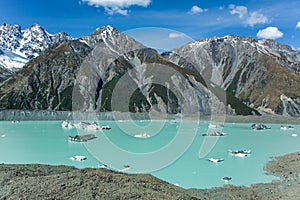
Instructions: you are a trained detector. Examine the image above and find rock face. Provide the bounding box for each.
[0,40,91,110]
[0,23,73,83]
[0,26,234,115]
[164,36,300,116]
[0,65,13,83]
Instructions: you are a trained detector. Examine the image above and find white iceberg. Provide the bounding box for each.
[134,133,151,138]
[61,120,74,129]
[69,155,87,161]
[208,158,224,163]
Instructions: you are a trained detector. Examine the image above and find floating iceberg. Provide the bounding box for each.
[228,149,251,157]
[202,131,226,136]
[99,164,108,169]
[208,124,224,129]
[62,121,111,131]
[251,123,270,130]
[61,120,74,129]
[208,158,224,163]
[234,153,248,157]
[221,176,232,183]
[280,125,294,130]
[69,155,87,161]
[134,133,151,138]
[118,165,131,172]
[68,134,96,142]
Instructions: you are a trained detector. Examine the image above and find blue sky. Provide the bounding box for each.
[1,0,300,49]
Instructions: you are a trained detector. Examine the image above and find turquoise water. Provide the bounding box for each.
[0,120,300,189]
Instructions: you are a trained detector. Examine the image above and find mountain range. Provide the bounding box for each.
[0,23,299,116]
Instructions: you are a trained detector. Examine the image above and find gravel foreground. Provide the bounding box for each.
[1,152,300,199]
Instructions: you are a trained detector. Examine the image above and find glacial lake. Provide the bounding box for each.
[0,120,300,189]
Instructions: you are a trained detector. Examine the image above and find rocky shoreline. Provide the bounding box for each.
[1,110,300,124]
[189,152,300,199]
[1,152,300,199]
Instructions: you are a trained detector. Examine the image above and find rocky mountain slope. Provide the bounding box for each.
[0,23,72,83]
[0,40,92,110]
[0,65,12,83]
[0,26,250,115]
[1,25,299,116]
[164,36,300,116]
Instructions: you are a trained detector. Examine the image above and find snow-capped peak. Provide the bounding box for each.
[92,25,116,38]
[0,23,73,59]
[0,23,73,72]
[105,25,114,31]
[80,25,121,48]
[0,23,22,52]
[26,24,45,32]
[100,26,114,40]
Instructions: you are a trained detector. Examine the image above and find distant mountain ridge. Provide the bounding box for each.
[163,35,300,116]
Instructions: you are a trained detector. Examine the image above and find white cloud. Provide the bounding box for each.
[81,0,151,15]
[229,4,268,26]
[229,5,248,19]
[246,12,268,27]
[257,26,284,40]
[189,5,207,15]
[105,7,128,15]
[296,21,300,29]
[169,32,185,39]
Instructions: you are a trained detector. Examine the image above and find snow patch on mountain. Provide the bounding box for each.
[0,48,28,71]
